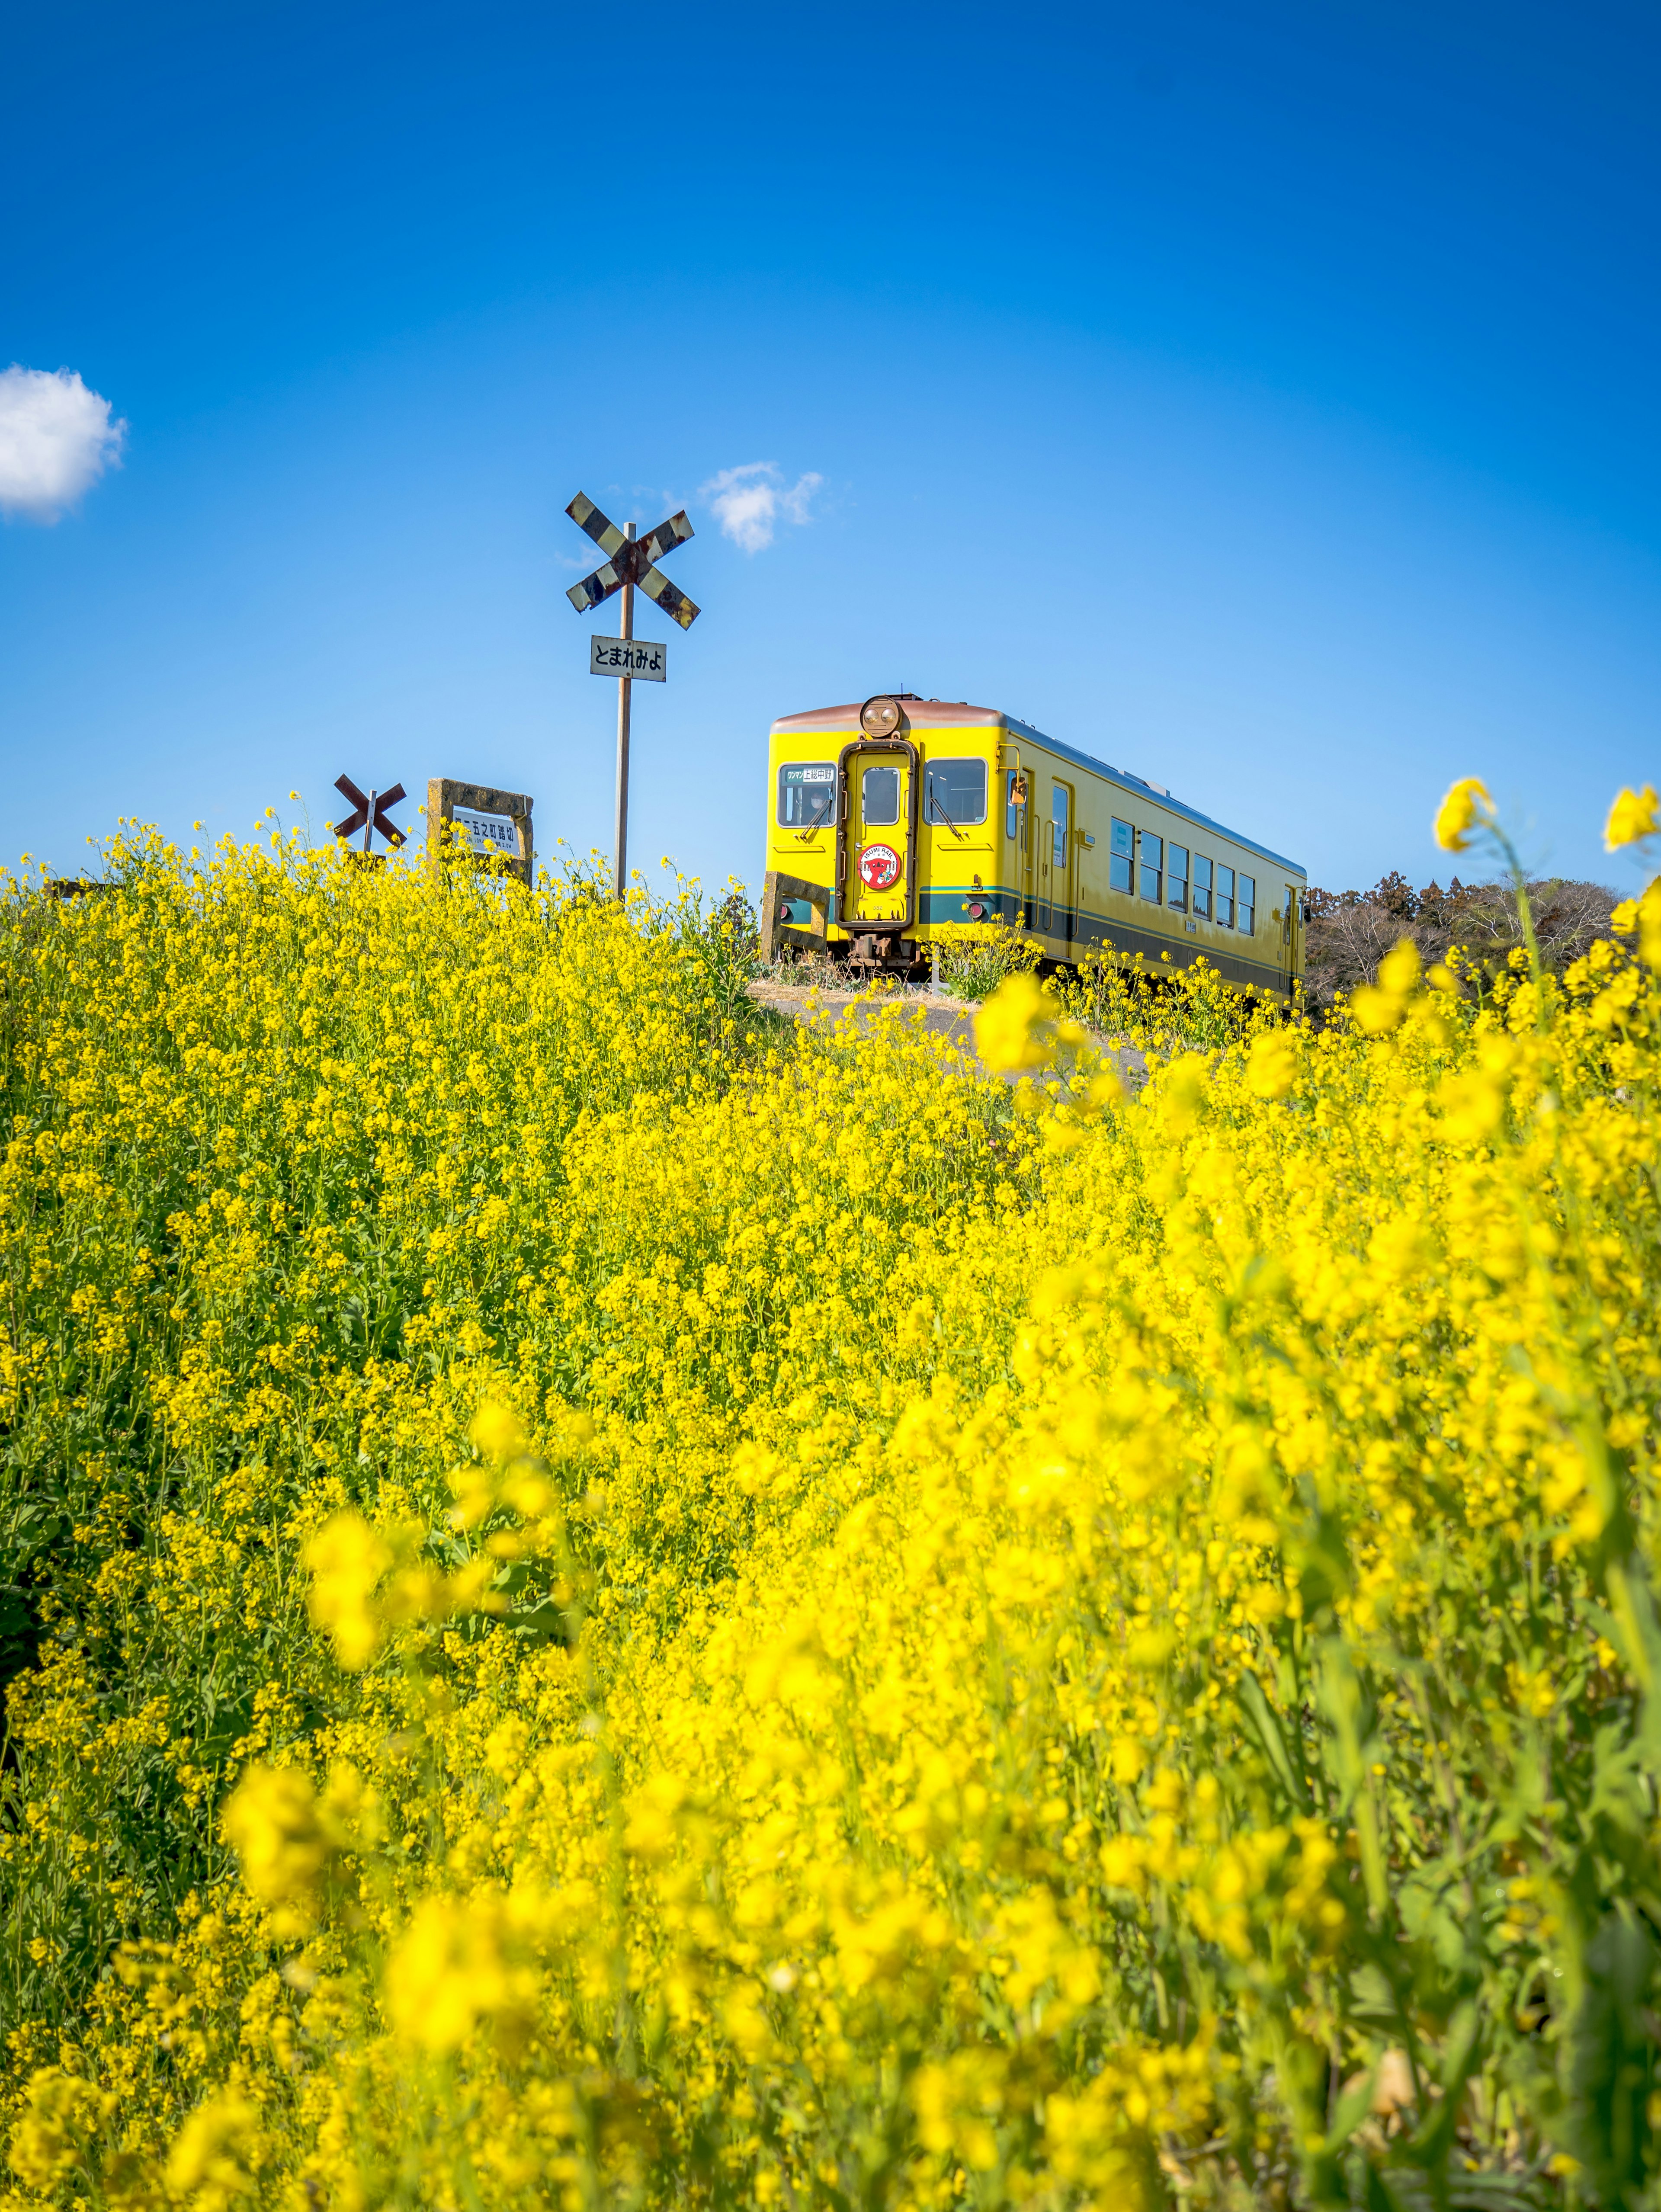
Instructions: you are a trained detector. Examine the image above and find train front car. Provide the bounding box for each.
[760,695,1306,1000]
[762,696,1001,972]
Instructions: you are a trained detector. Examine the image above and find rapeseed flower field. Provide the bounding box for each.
[3,792,1661,2210]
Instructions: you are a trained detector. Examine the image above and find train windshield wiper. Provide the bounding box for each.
[927,789,966,840]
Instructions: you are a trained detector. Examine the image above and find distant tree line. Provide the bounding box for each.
[1301,871,1621,1007]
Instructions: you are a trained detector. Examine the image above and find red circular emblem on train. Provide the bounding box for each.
[859,843,901,891]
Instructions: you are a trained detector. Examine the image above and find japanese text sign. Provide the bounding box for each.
[589,636,667,682]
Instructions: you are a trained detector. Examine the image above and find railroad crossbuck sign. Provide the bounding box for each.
[333,775,407,852]
[565,495,699,630]
[564,490,701,901]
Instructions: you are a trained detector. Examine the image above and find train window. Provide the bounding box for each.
[1216,864,1235,928]
[1191,853,1212,918]
[1109,817,1133,894]
[1138,831,1162,904]
[1052,782,1070,862]
[926,758,988,827]
[1167,844,1189,910]
[1005,770,1026,841]
[862,764,901,825]
[778,763,837,827]
[1238,874,1255,934]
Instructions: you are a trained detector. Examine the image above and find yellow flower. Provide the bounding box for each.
[1378,940,1421,994]
[1159,1052,1211,1126]
[1350,987,1400,1035]
[221,1765,339,1934]
[470,1400,528,1463]
[1614,883,1661,968]
[1086,1065,1125,1110]
[1352,936,1422,1033]
[1646,889,1661,971]
[303,1510,392,1670]
[1604,784,1659,850]
[15,793,1661,2204]
[1436,1068,1505,1145]
[164,2093,264,2209]
[382,1895,539,2055]
[1245,1032,1297,1100]
[1109,1737,1147,1784]
[1433,776,1494,853]
[974,972,1062,1073]
[8,2069,114,2193]
[1369,1217,1433,1279]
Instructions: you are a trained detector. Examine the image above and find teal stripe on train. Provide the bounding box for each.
[916,888,1289,994]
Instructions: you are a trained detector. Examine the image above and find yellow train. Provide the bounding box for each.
[761,694,1308,998]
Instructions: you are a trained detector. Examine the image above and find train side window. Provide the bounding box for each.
[1167,844,1188,910]
[778,763,837,827]
[1138,831,1162,904]
[1192,854,1212,918]
[926,758,987,827]
[1052,782,1070,862]
[1216,863,1235,928]
[1109,817,1133,894]
[1238,873,1255,934]
[862,764,901,825]
[1005,770,1026,841]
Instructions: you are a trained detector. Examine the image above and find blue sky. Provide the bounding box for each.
[2,0,1658,898]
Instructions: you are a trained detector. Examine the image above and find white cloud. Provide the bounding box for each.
[701,462,822,553]
[0,365,127,522]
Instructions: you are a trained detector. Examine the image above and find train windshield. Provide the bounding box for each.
[778,763,837,827]
[861,765,901,824]
[924,758,987,827]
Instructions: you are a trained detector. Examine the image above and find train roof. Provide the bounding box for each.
[769,699,1306,879]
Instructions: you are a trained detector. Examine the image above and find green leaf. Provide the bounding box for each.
[1238,1667,1311,1812]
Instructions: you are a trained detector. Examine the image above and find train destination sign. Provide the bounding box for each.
[590,636,667,682]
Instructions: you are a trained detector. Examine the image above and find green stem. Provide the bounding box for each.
[1490,823,1546,1011]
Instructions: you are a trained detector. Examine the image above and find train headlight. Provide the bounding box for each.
[859,695,902,738]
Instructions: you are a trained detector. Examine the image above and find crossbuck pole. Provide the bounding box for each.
[613,522,636,902]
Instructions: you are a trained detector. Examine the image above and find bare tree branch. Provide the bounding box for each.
[1302,872,1621,1006]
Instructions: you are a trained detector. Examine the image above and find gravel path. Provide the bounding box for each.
[744,980,1148,1087]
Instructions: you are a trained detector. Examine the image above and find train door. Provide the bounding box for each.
[1006,763,1033,926]
[1051,779,1075,944]
[1034,774,1053,934]
[1282,883,1299,985]
[1022,780,1035,924]
[843,748,913,929]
